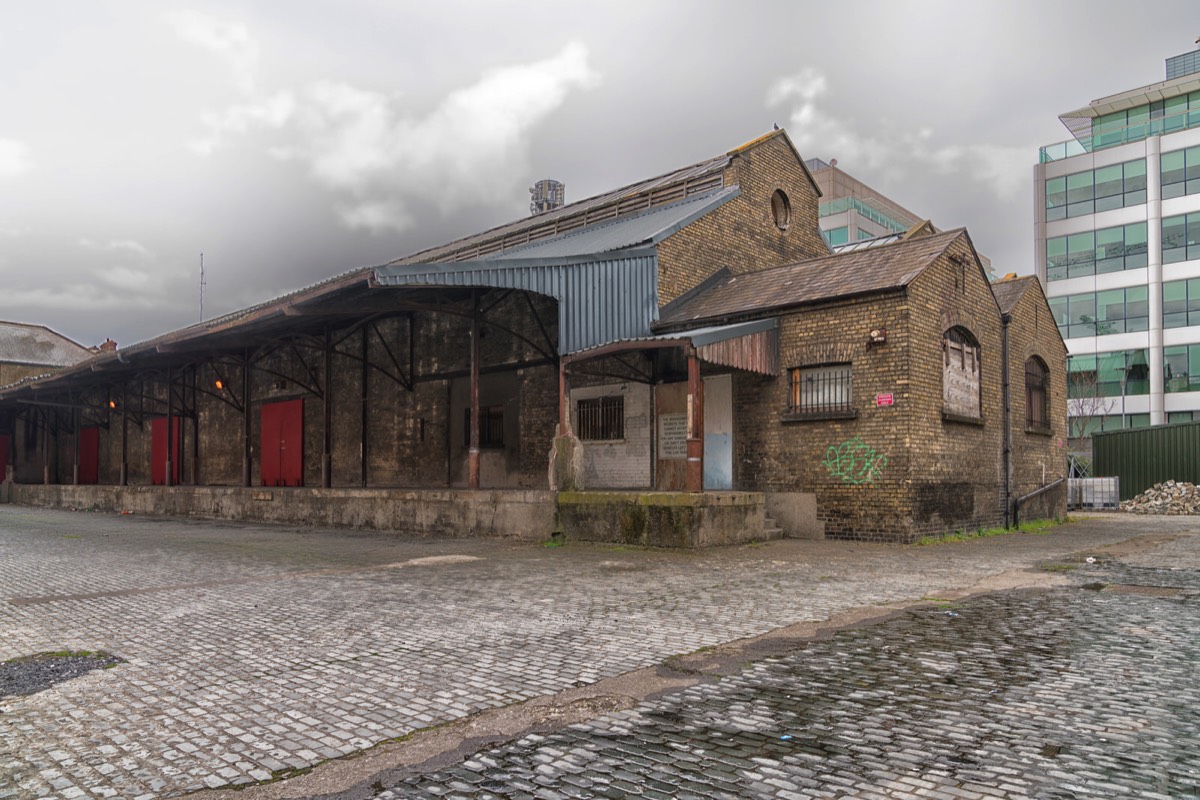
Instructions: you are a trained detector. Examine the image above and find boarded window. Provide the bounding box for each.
[943,327,981,418]
[464,406,504,448]
[577,396,624,440]
[1025,357,1050,432]
[789,364,852,414]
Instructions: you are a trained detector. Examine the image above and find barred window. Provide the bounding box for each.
[577,396,624,441]
[943,327,981,418]
[463,406,504,448]
[1025,357,1050,432]
[789,364,852,414]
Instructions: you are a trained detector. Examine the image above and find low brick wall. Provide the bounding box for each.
[4,484,557,540]
[557,491,771,548]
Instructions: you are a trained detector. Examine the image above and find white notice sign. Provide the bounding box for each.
[658,413,688,459]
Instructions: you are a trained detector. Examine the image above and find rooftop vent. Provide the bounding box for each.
[529,179,565,215]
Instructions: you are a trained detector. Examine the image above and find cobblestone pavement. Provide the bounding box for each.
[377,535,1200,799]
[0,507,1194,799]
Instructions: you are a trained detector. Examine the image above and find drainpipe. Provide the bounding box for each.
[1001,312,1012,528]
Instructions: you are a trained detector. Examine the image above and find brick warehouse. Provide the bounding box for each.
[0,130,1067,543]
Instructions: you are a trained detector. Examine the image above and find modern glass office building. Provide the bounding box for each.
[1035,43,1200,441]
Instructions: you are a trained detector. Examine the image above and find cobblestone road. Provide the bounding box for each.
[0,506,1193,798]
[379,563,1200,799]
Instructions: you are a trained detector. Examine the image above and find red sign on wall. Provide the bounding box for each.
[875,393,895,407]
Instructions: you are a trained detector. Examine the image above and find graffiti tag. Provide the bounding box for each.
[822,435,888,486]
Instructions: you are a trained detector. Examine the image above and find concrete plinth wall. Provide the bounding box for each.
[557,491,772,548]
[6,485,557,540]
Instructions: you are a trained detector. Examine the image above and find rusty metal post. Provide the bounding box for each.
[71,396,80,486]
[191,366,200,485]
[558,359,572,435]
[119,383,128,486]
[686,347,704,493]
[322,327,332,489]
[42,409,50,485]
[242,353,251,488]
[468,290,481,489]
[165,367,173,487]
[360,326,368,487]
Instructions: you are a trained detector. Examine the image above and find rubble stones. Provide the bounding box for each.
[1120,480,1200,515]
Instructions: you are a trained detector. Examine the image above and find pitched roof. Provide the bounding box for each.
[484,187,739,261]
[660,229,968,325]
[389,128,814,266]
[990,274,1039,315]
[0,321,92,368]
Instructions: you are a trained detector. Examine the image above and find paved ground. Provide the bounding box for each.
[379,561,1200,799]
[0,506,1195,799]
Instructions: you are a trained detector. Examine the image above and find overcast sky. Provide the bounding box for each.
[1,1,1195,347]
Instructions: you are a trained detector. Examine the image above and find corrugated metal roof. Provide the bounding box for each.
[486,187,738,261]
[390,154,731,265]
[660,230,968,325]
[0,321,92,367]
[563,318,779,376]
[374,251,660,354]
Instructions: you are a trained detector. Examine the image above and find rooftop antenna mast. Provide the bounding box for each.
[199,252,206,321]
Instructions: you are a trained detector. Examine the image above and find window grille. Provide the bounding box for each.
[789,364,852,414]
[577,396,624,440]
[463,406,504,448]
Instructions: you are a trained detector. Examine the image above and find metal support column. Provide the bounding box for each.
[322,327,333,489]
[119,383,128,486]
[468,290,481,489]
[191,366,200,485]
[242,353,252,488]
[71,396,80,486]
[165,368,174,487]
[686,347,704,493]
[42,409,50,485]
[360,326,368,487]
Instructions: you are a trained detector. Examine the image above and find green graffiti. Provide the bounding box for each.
[822,434,888,485]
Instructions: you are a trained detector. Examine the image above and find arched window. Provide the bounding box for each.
[1025,357,1050,432]
[943,326,981,419]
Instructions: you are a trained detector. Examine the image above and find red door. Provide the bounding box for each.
[0,434,9,481]
[79,427,99,484]
[151,417,181,485]
[261,399,303,486]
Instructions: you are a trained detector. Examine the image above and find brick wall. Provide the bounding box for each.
[1003,281,1069,518]
[731,292,917,541]
[903,238,1006,537]
[729,234,1011,542]
[657,134,830,306]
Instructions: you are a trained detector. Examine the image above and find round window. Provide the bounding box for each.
[771,189,791,231]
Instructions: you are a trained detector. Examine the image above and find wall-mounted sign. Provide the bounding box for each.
[658,413,688,459]
[875,393,894,407]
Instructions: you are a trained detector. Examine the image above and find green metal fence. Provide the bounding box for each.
[1093,421,1200,500]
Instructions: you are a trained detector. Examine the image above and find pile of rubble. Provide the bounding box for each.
[1120,480,1200,514]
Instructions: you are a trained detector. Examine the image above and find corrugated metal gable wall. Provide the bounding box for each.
[374,253,659,354]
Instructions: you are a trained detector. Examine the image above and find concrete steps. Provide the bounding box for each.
[763,514,785,540]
